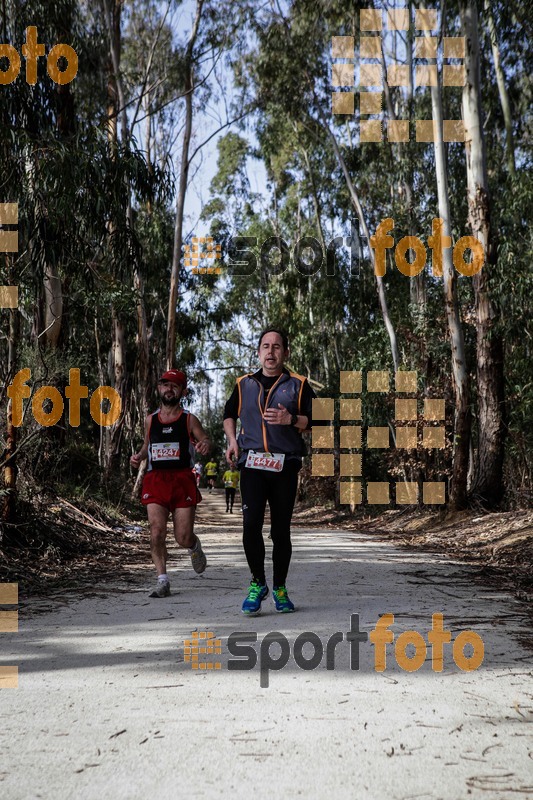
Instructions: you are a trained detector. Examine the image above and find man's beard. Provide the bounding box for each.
[161,395,180,407]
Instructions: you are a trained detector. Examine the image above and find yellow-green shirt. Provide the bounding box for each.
[223,470,239,489]
[205,461,217,476]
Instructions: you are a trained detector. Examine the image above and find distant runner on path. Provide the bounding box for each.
[130,369,211,598]
[223,466,239,513]
[204,458,218,493]
[193,460,203,488]
[223,327,315,615]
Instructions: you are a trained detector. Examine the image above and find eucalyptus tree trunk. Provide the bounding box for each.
[483,0,516,176]
[166,0,204,369]
[2,254,18,529]
[325,125,400,372]
[43,266,63,348]
[279,10,399,370]
[41,11,77,351]
[380,4,427,321]
[108,309,127,474]
[132,93,154,500]
[103,0,128,476]
[462,0,506,505]
[420,8,471,509]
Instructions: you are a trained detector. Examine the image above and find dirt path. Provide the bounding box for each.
[1,490,532,799]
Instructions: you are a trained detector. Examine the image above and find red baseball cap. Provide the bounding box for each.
[159,369,187,387]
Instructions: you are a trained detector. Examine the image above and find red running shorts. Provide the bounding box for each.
[141,469,202,511]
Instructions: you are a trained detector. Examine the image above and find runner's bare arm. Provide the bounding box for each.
[189,414,211,456]
[130,415,151,468]
[224,418,239,464]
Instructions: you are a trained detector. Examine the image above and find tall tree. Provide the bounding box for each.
[462,0,505,505]
[420,4,471,509]
[166,0,204,368]
[483,0,516,177]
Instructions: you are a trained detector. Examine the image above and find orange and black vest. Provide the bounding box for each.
[236,370,308,458]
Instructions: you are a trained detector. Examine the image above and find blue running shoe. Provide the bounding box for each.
[272,585,295,613]
[241,580,269,615]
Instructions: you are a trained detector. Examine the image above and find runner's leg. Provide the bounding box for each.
[172,505,207,574]
[172,506,196,549]
[267,461,300,587]
[239,467,269,585]
[147,503,170,575]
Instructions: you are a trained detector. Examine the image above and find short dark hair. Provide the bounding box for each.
[257,326,289,350]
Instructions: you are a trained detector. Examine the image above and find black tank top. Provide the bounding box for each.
[146,410,193,471]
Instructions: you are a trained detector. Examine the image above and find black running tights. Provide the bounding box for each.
[239,460,300,587]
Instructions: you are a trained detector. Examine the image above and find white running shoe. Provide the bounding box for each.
[149,579,171,598]
[190,538,207,574]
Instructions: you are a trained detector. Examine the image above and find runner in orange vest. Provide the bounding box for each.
[223,328,315,614]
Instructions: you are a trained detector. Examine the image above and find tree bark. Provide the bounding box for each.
[421,8,471,509]
[106,310,127,475]
[132,95,154,500]
[103,0,128,477]
[2,254,19,531]
[462,0,506,505]
[43,264,63,348]
[326,126,400,372]
[166,0,204,369]
[380,12,427,321]
[483,0,516,176]
[42,11,76,352]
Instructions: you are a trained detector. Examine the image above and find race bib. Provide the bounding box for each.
[151,442,180,461]
[245,451,285,472]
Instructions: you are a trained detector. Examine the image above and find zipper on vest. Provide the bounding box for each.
[257,372,286,452]
[252,378,270,451]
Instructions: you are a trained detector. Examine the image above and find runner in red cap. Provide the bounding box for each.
[131,369,211,597]
[160,369,187,387]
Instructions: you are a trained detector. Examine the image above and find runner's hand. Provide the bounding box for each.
[263,403,291,425]
[130,452,143,469]
[195,438,211,456]
[226,441,239,464]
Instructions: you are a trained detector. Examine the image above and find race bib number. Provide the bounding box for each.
[151,442,180,461]
[245,451,285,472]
